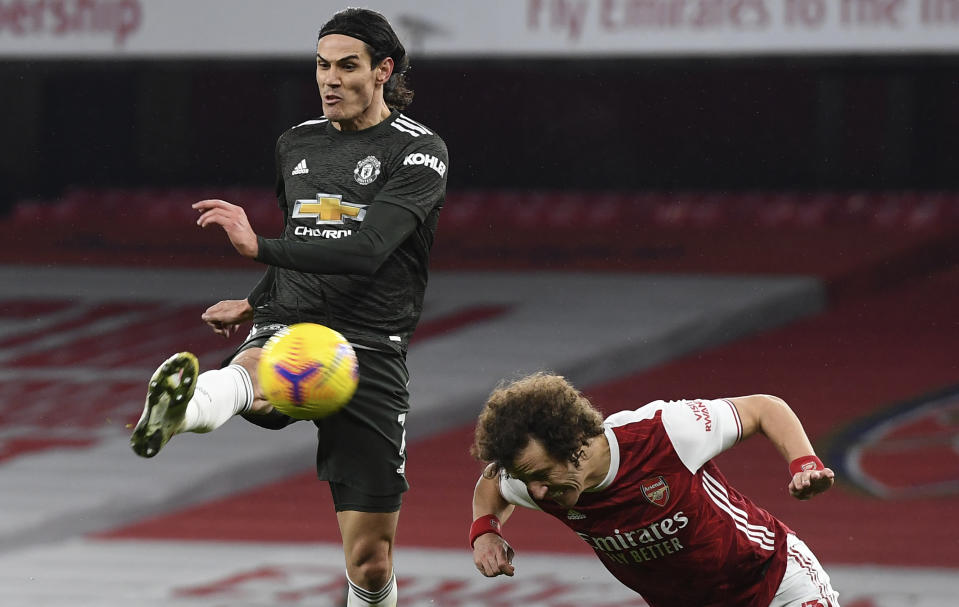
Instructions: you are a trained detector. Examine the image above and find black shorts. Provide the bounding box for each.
[329,480,402,513]
[226,323,410,511]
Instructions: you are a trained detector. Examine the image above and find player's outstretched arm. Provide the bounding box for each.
[201,299,254,338]
[472,472,516,577]
[731,394,836,501]
[194,199,259,259]
[254,202,419,276]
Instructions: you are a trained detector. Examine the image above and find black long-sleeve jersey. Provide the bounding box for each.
[248,111,448,355]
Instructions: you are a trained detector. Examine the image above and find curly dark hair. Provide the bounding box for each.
[318,7,414,111]
[471,373,605,476]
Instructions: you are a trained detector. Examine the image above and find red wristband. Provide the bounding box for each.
[469,514,503,548]
[789,455,824,476]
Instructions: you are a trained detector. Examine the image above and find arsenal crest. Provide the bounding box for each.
[640,476,670,507]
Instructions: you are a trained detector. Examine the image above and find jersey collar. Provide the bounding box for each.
[586,426,620,492]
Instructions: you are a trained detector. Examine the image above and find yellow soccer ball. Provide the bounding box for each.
[257,323,359,419]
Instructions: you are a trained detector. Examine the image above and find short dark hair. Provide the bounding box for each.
[471,373,606,476]
[318,7,414,111]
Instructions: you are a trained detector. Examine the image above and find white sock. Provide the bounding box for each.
[346,571,396,607]
[180,364,254,433]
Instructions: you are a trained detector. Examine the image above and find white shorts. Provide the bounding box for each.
[770,534,841,607]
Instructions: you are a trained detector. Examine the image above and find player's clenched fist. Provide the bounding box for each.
[473,533,515,577]
[201,299,253,338]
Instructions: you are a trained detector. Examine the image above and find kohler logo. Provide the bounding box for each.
[403,152,447,176]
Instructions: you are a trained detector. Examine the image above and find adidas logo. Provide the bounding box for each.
[566,509,586,520]
[291,159,309,176]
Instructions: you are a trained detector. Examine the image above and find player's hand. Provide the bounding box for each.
[789,467,836,500]
[202,299,253,338]
[193,199,259,259]
[473,533,515,577]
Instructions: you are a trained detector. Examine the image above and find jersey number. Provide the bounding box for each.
[396,413,407,475]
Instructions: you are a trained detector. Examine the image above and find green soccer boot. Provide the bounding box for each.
[130,352,199,458]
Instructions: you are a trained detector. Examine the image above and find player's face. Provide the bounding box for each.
[508,438,590,508]
[315,34,392,131]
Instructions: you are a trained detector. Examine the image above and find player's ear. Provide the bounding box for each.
[375,57,394,85]
[482,462,500,479]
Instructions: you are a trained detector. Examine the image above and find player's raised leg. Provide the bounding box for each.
[130,351,257,457]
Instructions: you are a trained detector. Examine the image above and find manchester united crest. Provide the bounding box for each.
[353,155,381,185]
[640,476,670,507]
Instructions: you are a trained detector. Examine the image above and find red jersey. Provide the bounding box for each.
[499,399,792,607]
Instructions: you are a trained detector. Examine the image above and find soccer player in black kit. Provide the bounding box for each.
[129,8,448,607]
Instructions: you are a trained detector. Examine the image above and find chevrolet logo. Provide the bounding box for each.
[292,194,367,224]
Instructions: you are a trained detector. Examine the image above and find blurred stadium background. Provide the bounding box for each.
[1,1,958,605]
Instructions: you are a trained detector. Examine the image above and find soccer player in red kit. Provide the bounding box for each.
[470,373,840,607]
